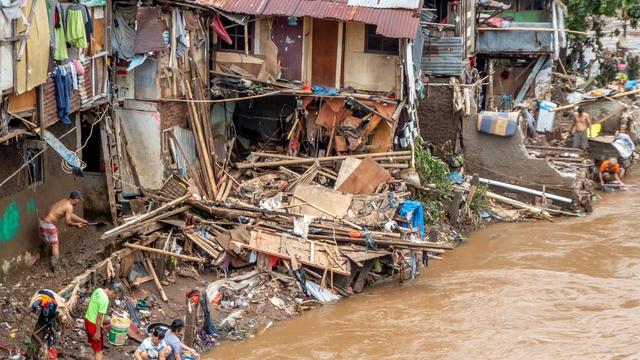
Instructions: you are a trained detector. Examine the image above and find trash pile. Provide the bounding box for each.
[23,151,447,357]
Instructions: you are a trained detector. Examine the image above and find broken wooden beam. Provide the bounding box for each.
[102,194,191,239]
[123,243,204,262]
[236,151,412,169]
[145,258,168,302]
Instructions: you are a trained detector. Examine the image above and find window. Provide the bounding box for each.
[517,0,545,10]
[364,24,399,54]
[218,17,254,53]
[24,140,45,187]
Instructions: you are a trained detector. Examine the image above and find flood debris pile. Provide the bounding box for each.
[7,150,451,358]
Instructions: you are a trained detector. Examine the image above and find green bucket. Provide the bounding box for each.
[108,317,130,346]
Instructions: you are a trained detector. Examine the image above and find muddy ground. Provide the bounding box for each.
[0,225,304,359]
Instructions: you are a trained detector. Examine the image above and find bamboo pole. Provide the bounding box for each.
[102,195,191,239]
[145,258,169,302]
[124,243,204,262]
[184,79,218,198]
[552,88,640,112]
[236,151,412,169]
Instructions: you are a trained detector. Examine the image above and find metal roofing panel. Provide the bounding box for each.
[353,7,419,38]
[261,0,301,15]
[347,0,420,9]
[196,0,419,38]
[422,36,463,76]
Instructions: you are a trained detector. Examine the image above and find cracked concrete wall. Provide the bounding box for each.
[463,114,579,207]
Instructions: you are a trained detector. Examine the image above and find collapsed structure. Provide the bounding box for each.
[3,0,633,357]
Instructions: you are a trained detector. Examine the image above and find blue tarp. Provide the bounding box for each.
[398,201,425,238]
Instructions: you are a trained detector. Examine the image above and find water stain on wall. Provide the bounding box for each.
[0,201,21,242]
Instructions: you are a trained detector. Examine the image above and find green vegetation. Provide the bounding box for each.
[565,0,640,69]
[414,139,452,225]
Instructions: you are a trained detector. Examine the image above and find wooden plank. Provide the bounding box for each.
[123,243,203,262]
[100,121,118,224]
[337,157,390,195]
[514,55,547,105]
[102,195,190,239]
[353,260,374,293]
[145,258,168,302]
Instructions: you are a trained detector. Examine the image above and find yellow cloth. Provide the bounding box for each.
[14,0,51,94]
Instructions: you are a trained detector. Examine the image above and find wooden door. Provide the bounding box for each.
[271,17,304,81]
[311,19,338,87]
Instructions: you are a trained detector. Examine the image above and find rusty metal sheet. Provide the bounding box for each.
[134,7,167,54]
[196,0,419,39]
[261,0,300,15]
[347,0,420,9]
[422,36,463,76]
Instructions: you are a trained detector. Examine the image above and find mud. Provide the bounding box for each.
[209,177,640,359]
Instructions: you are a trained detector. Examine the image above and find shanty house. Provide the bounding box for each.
[0,0,109,276]
[203,0,422,93]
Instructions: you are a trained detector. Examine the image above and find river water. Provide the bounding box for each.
[209,179,640,360]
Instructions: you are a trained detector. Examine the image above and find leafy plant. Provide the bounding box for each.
[564,0,640,75]
[414,138,452,225]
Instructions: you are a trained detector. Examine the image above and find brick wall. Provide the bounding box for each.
[159,101,189,129]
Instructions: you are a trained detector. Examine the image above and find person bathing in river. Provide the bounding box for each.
[40,191,89,271]
[571,107,591,150]
[598,157,625,186]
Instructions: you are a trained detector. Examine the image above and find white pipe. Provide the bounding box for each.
[479,178,573,204]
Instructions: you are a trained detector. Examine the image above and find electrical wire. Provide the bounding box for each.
[61,109,107,174]
[0,126,78,189]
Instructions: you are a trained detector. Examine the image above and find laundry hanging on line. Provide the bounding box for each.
[54,65,73,125]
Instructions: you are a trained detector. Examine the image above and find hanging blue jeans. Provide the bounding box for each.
[54,67,73,125]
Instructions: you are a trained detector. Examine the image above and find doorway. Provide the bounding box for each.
[311,19,339,87]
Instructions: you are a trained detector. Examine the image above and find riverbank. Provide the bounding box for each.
[207,176,639,359]
[0,149,593,359]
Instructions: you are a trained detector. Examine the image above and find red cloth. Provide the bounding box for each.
[211,13,232,45]
[84,318,103,352]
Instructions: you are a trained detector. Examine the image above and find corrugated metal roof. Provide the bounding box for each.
[198,0,420,39]
[422,36,463,76]
[347,0,420,9]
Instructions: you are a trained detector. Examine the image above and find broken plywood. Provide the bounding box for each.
[337,157,390,194]
[236,230,350,275]
[291,184,352,218]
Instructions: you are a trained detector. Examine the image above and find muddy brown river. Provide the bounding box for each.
[209,180,640,359]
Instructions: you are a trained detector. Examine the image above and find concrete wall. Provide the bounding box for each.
[418,78,461,156]
[463,113,580,206]
[343,22,398,92]
[0,122,84,278]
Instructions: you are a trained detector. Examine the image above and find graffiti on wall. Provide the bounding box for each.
[0,201,21,242]
[0,198,37,242]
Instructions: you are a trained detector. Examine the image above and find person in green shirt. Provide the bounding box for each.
[84,282,124,360]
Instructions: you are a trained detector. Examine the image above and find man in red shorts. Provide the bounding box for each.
[84,283,124,359]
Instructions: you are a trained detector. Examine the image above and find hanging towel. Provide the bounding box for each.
[210,13,232,45]
[53,25,68,60]
[65,8,87,48]
[112,8,136,59]
[175,10,190,58]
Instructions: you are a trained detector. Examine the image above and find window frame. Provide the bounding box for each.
[24,140,45,187]
[217,19,255,54]
[364,24,399,55]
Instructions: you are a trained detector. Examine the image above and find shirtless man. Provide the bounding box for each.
[40,191,88,271]
[571,107,591,150]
